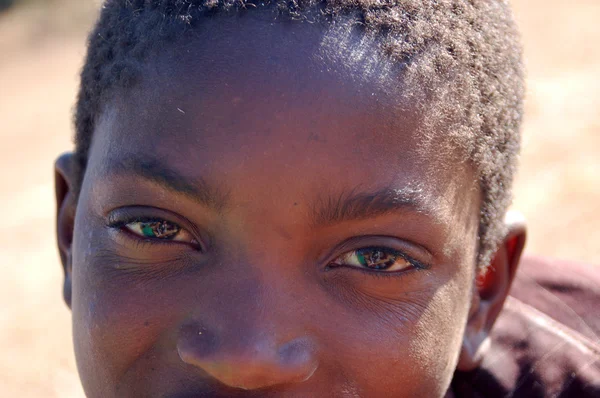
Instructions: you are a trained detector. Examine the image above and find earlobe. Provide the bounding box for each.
[457,211,527,371]
[55,152,77,309]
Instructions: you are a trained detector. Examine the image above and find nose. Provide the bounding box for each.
[177,325,319,390]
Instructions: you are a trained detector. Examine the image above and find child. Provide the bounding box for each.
[54,0,599,396]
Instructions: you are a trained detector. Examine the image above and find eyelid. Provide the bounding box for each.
[106,206,207,251]
[333,247,424,272]
[323,236,433,271]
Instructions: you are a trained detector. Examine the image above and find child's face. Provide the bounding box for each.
[61,16,487,397]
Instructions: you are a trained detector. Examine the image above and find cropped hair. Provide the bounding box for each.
[74,0,524,268]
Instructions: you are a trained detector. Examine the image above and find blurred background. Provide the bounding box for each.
[0,0,598,395]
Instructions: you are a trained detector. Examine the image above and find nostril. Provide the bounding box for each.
[177,325,318,390]
[278,338,319,382]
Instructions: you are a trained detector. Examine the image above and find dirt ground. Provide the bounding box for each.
[0,0,598,395]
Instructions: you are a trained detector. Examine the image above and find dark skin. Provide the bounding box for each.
[55,14,526,397]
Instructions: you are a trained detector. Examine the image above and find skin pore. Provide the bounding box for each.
[55,13,525,397]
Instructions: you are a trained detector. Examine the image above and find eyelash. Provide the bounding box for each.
[327,246,428,275]
[107,213,202,251]
[106,212,429,276]
[344,265,413,280]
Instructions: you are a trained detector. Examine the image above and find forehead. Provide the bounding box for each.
[88,14,478,236]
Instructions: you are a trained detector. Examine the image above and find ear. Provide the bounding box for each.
[456,211,527,371]
[55,152,78,309]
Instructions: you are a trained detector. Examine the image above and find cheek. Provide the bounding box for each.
[408,271,473,393]
[70,213,184,392]
[71,265,180,393]
[317,273,470,396]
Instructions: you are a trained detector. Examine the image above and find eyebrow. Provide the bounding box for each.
[312,185,434,227]
[102,156,432,223]
[102,155,229,211]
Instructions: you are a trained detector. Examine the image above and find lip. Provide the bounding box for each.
[166,390,257,398]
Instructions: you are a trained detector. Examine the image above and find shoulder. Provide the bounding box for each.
[452,256,600,397]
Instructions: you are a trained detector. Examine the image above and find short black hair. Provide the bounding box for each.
[74,0,524,268]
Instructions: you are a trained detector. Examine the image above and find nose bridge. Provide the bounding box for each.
[176,254,319,390]
[215,253,302,339]
[223,233,310,334]
[215,276,290,353]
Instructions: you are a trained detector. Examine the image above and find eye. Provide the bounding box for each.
[329,247,413,272]
[124,219,197,245]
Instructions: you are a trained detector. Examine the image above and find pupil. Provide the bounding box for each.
[371,250,383,262]
[141,221,179,239]
[358,249,397,270]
